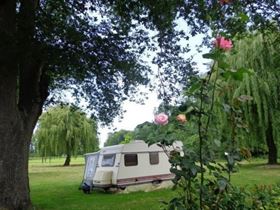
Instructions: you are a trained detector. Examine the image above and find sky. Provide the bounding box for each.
[98,91,160,147]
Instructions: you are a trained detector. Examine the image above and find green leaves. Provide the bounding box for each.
[104,129,134,146]
[213,139,221,147]
[238,13,249,23]
[34,105,99,165]
[202,51,221,60]
[237,95,253,102]
[188,81,202,94]
[217,178,228,191]
[222,68,253,81]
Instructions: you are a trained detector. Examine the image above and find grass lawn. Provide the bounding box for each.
[29,157,280,210]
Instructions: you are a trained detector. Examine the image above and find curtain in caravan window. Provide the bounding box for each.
[149,152,159,165]
[124,154,138,166]
[101,154,116,167]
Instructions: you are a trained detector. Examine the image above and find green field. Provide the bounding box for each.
[29,157,280,210]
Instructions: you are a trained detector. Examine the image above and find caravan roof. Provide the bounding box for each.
[100,140,182,155]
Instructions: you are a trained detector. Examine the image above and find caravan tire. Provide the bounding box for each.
[119,186,126,190]
[152,180,162,185]
[103,187,110,192]
[82,188,91,194]
[81,183,92,194]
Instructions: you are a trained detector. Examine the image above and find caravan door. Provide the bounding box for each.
[82,152,100,191]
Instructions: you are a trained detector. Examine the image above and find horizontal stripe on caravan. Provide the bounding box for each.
[100,151,165,155]
[117,173,175,185]
[101,150,182,155]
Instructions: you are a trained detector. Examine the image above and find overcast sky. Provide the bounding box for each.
[98,91,160,146]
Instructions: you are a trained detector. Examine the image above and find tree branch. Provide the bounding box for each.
[17,0,49,117]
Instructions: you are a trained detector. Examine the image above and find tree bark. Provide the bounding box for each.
[0,112,34,210]
[0,68,47,210]
[0,1,48,208]
[63,154,71,166]
[0,63,47,210]
[266,120,278,165]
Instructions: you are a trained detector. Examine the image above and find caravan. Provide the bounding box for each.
[80,140,182,193]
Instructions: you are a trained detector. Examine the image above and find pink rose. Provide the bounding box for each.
[176,114,187,124]
[214,36,233,51]
[154,113,168,125]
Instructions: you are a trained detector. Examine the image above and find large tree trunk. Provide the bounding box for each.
[0,110,37,210]
[0,66,47,210]
[0,1,48,209]
[0,70,47,210]
[266,121,278,165]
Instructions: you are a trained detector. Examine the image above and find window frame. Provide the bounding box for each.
[149,152,159,165]
[124,153,138,167]
[101,154,116,167]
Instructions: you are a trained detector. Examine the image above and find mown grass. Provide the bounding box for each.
[29,157,176,210]
[29,157,280,210]
[231,159,280,187]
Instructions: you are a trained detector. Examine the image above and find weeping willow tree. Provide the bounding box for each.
[34,106,99,166]
[213,32,280,164]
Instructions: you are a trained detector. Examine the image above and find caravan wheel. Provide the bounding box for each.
[119,186,126,190]
[83,188,91,194]
[103,187,111,192]
[81,183,92,194]
[152,180,162,185]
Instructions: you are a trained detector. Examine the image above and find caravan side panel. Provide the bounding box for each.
[116,151,174,186]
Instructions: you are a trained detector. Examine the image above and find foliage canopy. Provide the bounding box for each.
[104,129,133,146]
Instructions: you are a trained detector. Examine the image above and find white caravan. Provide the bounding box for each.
[80,140,182,193]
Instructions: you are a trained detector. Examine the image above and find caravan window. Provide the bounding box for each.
[101,154,116,167]
[124,154,138,166]
[149,152,159,165]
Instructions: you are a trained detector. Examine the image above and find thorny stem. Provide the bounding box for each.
[230,109,237,149]
[228,107,237,183]
[188,179,192,202]
[198,78,205,210]
[198,61,217,210]
[205,61,219,134]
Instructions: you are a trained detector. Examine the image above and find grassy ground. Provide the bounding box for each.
[232,158,280,187]
[29,157,280,210]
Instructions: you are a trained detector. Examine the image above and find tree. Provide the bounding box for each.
[34,106,99,166]
[104,130,133,146]
[0,2,181,209]
[210,31,280,164]
[133,122,155,141]
[226,32,280,164]
[0,0,279,209]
